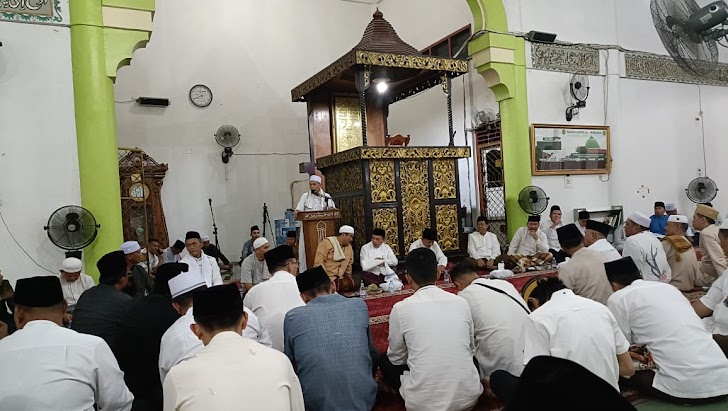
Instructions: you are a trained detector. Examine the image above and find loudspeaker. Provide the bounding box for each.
[526,31,557,44]
[136,97,170,106]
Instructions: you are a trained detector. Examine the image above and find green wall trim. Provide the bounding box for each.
[102,0,155,12]
[104,27,149,78]
[466,2,532,239]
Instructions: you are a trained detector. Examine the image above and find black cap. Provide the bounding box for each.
[296,266,331,293]
[604,257,640,277]
[14,276,64,307]
[372,228,386,238]
[586,220,612,237]
[193,284,242,318]
[97,250,128,284]
[185,231,201,241]
[264,245,296,269]
[477,216,488,223]
[557,224,583,245]
[654,201,665,208]
[250,225,260,232]
[287,230,297,238]
[422,228,437,241]
[172,240,185,250]
[528,215,541,223]
[578,211,590,220]
[550,205,561,212]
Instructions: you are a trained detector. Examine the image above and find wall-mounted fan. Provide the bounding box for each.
[215,125,241,164]
[566,74,589,122]
[685,176,719,203]
[44,205,100,258]
[518,186,550,215]
[471,108,498,129]
[650,0,728,76]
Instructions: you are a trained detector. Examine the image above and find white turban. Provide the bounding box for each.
[61,257,83,273]
[120,241,141,255]
[201,235,210,242]
[627,212,651,229]
[665,203,676,212]
[309,175,322,183]
[253,237,269,249]
[168,271,205,299]
[339,225,355,234]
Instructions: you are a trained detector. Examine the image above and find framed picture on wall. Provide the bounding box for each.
[530,124,611,176]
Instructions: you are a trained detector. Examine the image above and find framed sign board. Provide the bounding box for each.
[530,124,610,176]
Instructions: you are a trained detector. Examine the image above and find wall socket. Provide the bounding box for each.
[564,175,573,185]
[185,148,193,155]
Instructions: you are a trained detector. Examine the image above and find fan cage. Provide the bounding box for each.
[215,125,241,148]
[686,177,718,203]
[45,205,99,250]
[518,186,550,215]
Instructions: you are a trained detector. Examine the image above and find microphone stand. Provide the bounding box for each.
[208,198,220,252]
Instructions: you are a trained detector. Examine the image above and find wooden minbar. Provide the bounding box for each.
[291,10,470,260]
[296,209,341,269]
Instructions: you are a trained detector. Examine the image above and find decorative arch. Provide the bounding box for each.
[466,0,532,237]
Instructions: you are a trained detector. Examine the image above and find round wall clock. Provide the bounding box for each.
[189,84,212,107]
[129,183,150,202]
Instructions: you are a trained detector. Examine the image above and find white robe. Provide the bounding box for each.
[360,241,401,291]
[467,231,501,260]
[60,273,95,307]
[408,239,448,267]
[622,231,671,282]
[0,320,134,411]
[507,227,549,256]
[539,221,563,250]
[180,252,222,287]
[159,307,272,383]
[587,238,622,262]
[163,331,304,411]
[295,191,335,271]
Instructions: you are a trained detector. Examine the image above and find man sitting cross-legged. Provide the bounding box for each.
[490,277,634,405]
[450,262,530,394]
[505,215,552,272]
[379,248,482,411]
[607,256,728,404]
[283,266,377,411]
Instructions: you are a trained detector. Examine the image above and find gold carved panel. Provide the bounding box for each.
[353,196,365,257]
[333,96,363,153]
[369,160,396,203]
[436,204,459,251]
[316,146,471,169]
[324,162,362,194]
[400,160,430,251]
[433,159,456,200]
[372,208,400,255]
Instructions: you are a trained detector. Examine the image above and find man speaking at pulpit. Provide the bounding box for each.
[294,175,336,270]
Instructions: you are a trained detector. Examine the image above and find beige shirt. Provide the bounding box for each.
[314,238,353,280]
[662,238,699,292]
[558,247,613,305]
[163,331,304,411]
[698,224,728,282]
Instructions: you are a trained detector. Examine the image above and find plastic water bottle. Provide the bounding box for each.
[444,270,451,284]
[359,280,367,298]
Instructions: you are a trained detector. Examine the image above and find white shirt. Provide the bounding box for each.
[467,231,501,260]
[243,270,305,351]
[180,252,222,287]
[577,224,587,236]
[163,331,304,411]
[295,190,335,212]
[608,280,728,398]
[540,221,563,250]
[360,241,398,275]
[458,278,529,377]
[387,285,482,411]
[525,289,629,391]
[622,231,671,282]
[408,239,448,267]
[507,227,549,256]
[60,273,95,307]
[587,238,622,262]
[0,320,134,411]
[159,307,272,383]
[700,268,728,335]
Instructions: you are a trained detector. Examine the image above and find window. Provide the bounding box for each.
[421,25,472,59]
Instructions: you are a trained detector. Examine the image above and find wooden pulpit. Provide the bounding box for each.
[296,209,341,269]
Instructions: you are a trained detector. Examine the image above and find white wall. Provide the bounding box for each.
[115,0,374,259]
[0,22,80,286]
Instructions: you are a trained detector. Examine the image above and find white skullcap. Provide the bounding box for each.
[309,175,322,183]
[665,203,676,211]
[201,235,210,242]
[120,241,141,255]
[627,212,651,229]
[168,271,206,299]
[61,257,82,273]
[253,237,269,249]
[339,225,355,234]
[667,215,688,224]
